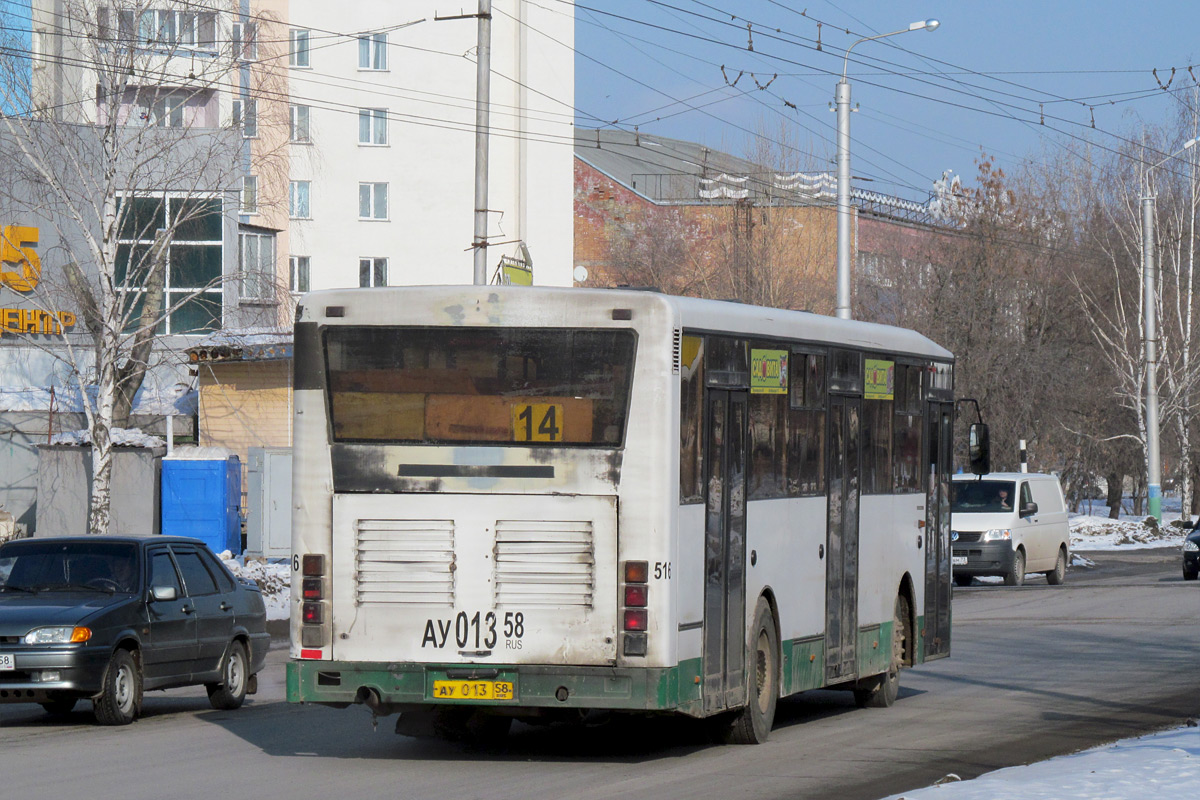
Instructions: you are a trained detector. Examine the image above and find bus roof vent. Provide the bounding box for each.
[672,328,682,375]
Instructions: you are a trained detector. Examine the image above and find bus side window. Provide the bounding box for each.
[749,391,787,500]
[680,335,704,504]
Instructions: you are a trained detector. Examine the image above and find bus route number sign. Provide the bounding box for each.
[512,403,563,442]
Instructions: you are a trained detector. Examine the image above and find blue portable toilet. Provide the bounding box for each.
[161,448,242,554]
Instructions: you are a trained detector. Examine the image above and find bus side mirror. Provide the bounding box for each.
[968,423,990,476]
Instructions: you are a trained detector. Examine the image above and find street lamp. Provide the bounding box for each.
[835,19,940,320]
[1143,136,1196,521]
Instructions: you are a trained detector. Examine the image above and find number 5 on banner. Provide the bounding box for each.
[0,225,41,292]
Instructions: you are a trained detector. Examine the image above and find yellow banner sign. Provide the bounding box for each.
[865,358,894,400]
[751,349,789,394]
[0,308,76,336]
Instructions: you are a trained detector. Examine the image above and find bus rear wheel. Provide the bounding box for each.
[725,597,778,745]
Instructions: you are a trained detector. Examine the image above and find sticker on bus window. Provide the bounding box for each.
[512,403,564,442]
[865,359,895,400]
[750,349,788,394]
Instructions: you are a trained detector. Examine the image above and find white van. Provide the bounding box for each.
[950,472,1070,587]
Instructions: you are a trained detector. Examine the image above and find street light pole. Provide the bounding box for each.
[1143,137,1197,521]
[835,20,939,320]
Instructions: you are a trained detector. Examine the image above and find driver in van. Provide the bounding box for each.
[997,488,1012,510]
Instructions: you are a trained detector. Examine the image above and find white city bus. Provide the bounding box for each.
[287,286,955,744]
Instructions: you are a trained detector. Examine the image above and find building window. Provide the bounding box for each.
[289,104,311,142]
[146,92,184,127]
[241,176,257,214]
[232,98,256,137]
[117,196,223,334]
[358,182,387,220]
[289,181,311,219]
[359,258,387,287]
[358,32,387,70]
[116,10,216,51]
[358,108,387,145]
[239,231,276,300]
[289,29,310,67]
[290,256,310,293]
[233,21,257,60]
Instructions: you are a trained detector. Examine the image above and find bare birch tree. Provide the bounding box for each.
[0,1,284,532]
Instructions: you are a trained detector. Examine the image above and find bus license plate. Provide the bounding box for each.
[952,556,967,566]
[432,680,515,701]
[0,654,14,670]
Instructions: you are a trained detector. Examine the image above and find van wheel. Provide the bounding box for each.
[854,594,908,709]
[1045,547,1067,585]
[724,597,778,744]
[1004,548,1026,587]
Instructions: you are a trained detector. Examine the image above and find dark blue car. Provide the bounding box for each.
[1185,524,1199,581]
[0,536,269,725]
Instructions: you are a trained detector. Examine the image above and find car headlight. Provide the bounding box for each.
[982,529,1011,542]
[23,626,92,645]
[1185,540,1199,552]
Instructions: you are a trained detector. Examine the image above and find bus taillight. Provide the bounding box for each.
[622,560,649,656]
[300,554,328,648]
[623,609,648,631]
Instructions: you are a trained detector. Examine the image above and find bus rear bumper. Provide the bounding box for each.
[287,659,689,713]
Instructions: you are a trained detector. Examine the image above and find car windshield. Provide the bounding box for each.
[951,480,1017,513]
[0,541,139,594]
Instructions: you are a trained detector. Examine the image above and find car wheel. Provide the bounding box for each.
[953,573,973,588]
[206,641,249,710]
[1184,564,1199,581]
[724,597,778,744]
[94,649,141,726]
[1046,547,1067,585]
[1004,548,1026,587]
[854,594,908,709]
[39,696,78,715]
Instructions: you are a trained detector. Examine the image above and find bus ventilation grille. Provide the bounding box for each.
[493,520,595,608]
[672,328,682,375]
[354,519,456,606]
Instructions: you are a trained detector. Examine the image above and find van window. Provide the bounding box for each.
[951,480,1016,513]
[1020,481,1034,511]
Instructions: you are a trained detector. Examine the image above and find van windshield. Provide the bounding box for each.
[951,480,1016,513]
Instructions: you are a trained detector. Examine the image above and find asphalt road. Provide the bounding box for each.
[2,548,1197,800]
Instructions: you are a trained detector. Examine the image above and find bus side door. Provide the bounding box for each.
[825,395,861,683]
[701,389,748,713]
[924,401,953,659]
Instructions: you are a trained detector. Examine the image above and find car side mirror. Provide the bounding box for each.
[1020,501,1038,518]
[151,585,177,602]
[968,422,990,476]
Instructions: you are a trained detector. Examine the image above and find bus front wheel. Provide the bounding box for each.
[725,597,778,745]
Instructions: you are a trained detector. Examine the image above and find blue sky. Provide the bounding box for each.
[573,1,1200,202]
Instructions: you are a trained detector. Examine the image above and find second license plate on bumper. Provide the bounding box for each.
[951,556,968,566]
[432,680,515,701]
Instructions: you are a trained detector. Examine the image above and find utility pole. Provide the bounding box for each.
[472,0,493,286]
[1141,137,1197,522]
[440,2,493,285]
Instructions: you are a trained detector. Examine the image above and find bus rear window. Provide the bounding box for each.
[324,327,636,446]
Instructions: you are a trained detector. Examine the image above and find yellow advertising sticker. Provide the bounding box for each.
[750,349,789,394]
[865,359,895,400]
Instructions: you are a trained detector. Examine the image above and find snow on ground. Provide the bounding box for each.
[883,724,1200,800]
[1069,497,1188,551]
[218,552,290,621]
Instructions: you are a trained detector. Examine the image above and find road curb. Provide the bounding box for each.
[267,618,289,648]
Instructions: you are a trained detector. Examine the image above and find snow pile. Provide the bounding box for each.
[218,552,290,621]
[194,327,292,349]
[163,445,237,461]
[885,723,1200,799]
[1070,515,1185,550]
[48,427,166,448]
